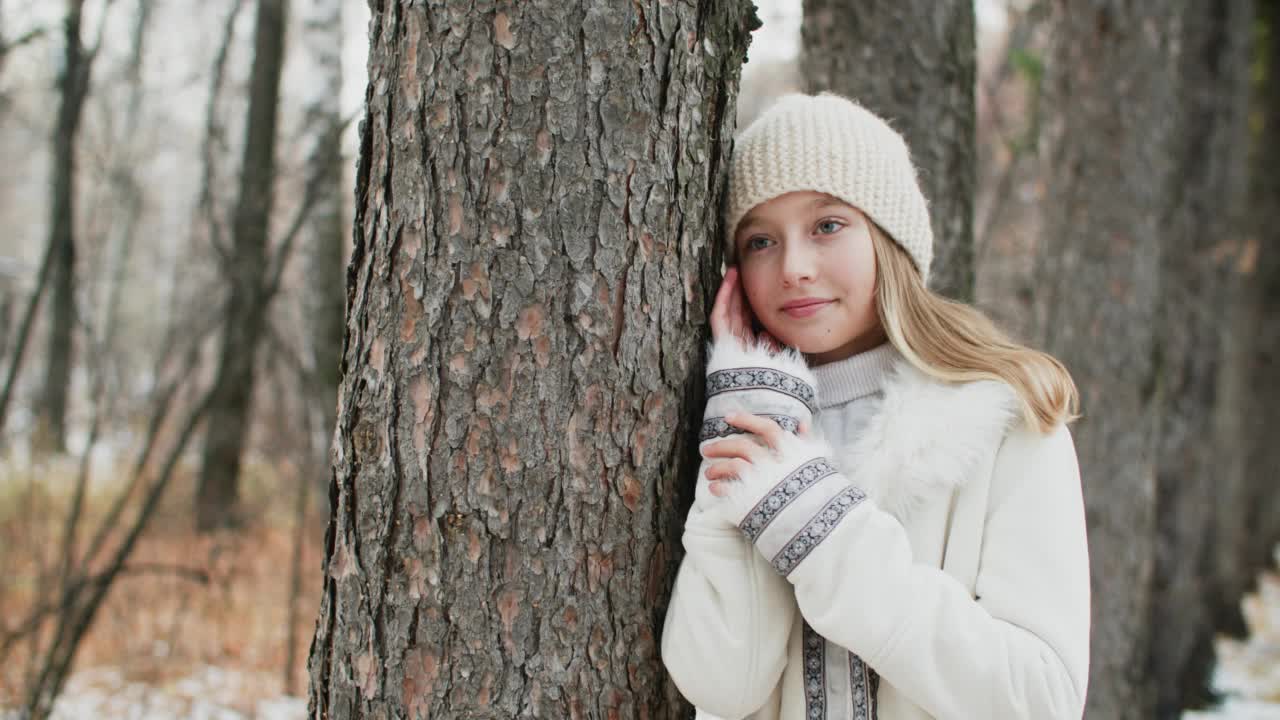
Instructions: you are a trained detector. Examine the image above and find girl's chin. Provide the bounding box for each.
[772,334,836,355]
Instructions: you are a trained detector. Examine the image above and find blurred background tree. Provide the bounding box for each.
[802,0,977,300]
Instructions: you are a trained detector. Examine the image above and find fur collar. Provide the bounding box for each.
[703,337,1022,522]
[830,359,1022,521]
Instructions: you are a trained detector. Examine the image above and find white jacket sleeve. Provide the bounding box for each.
[661,338,818,717]
[707,423,1090,720]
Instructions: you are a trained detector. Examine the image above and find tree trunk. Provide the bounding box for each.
[1039,3,1180,717]
[1241,0,1280,607]
[306,2,754,716]
[800,0,976,300]
[1148,2,1254,717]
[34,0,90,454]
[195,0,286,532]
[301,0,346,454]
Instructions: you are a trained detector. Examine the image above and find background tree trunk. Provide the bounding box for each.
[195,0,287,531]
[306,1,754,716]
[34,0,91,454]
[800,0,976,299]
[1039,3,1179,717]
[1240,0,1280,611]
[301,0,346,456]
[1149,2,1254,716]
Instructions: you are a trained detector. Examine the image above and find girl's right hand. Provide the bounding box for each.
[710,267,781,351]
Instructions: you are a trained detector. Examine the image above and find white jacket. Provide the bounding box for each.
[661,339,1090,719]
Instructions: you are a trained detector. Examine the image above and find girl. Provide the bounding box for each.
[661,94,1090,720]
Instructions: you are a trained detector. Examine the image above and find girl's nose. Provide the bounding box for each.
[781,241,817,286]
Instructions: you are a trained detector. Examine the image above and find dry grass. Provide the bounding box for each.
[0,449,327,709]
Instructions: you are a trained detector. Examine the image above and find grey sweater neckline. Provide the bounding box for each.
[811,342,899,409]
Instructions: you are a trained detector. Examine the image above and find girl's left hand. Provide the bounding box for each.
[710,268,784,352]
[702,413,812,497]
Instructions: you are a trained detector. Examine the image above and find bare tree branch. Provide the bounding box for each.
[0,26,47,64]
[82,0,117,63]
[21,381,217,718]
[0,562,210,662]
[82,308,220,572]
[263,111,358,303]
[197,0,247,270]
[0,225,60,438]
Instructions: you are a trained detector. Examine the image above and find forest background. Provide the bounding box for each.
[2,1,1280,719]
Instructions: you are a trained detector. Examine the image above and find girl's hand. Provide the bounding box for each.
[702,413,812,497]
[710,268,783,351]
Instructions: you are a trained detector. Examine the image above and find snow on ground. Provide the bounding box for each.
[1187,702,1280,720]
[6,552,1280,718]
[3,666,304,720]
[1186,549,1280,719]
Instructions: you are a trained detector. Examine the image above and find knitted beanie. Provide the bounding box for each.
[725,93,934,284]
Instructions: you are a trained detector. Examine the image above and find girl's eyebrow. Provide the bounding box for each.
[736,216,768,237]
[812,197,850,211]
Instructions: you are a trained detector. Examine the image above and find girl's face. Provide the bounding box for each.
[734,191,884,365]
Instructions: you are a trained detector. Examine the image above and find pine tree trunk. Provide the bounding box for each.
[1039,3,1181,717]
[306,2,754,716]
[1149,2,1254,716]
[195,0,286,531]
[800,0,976,299]
[34,0,90,454]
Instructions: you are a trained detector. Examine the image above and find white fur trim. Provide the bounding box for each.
[703,337,818,429]
[698,336,1022,527]
[706,336,815,385]
[836,361,1021,520]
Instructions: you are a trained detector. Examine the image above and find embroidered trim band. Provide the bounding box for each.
[706,367,817,413]
[772,485,867,576]
[803,621,826,719]
[849,651,879,720]
[804,620,880,719]
[738,458,838,543]
[699,414,801,443]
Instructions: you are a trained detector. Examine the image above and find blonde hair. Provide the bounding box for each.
[870,223,1080,434]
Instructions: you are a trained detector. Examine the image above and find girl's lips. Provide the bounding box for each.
[781,300,833,318]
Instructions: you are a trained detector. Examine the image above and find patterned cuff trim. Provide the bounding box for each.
[699,414,801,443]
[706,367,817,413]
[771,485,867,576]
[738,457,838,543]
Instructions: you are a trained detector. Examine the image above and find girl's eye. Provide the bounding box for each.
[746,236,774,252]
[816,219,845,235]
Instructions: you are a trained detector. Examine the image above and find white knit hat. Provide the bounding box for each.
[725,93,934,284]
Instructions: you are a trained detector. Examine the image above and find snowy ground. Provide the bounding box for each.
[2,666,304,720]
[1185,550,1280,719]
[4,557,1280,718]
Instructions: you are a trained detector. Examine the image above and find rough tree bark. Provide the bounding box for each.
[1039,3,1180,717]
[34,0,91,454]
[800,0,976,299]
[1149,2,1254,717]
[195,0,287,531]
[306,1,754,716]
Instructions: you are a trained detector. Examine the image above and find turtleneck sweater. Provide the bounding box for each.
[810,341,900,447]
